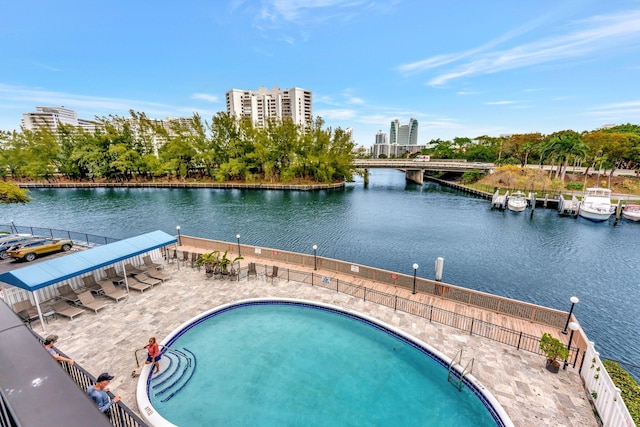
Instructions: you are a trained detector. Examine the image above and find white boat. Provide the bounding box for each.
[578,188,615,222]
[622,204,640,222]
[507,191,527,212]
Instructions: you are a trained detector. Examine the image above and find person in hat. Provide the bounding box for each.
[86,372,121,413]
[43,335,74,365]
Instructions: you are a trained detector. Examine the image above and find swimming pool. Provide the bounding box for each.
[137,299,514,426]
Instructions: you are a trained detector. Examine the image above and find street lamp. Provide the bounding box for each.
[313,245,318,270]
[236,234,241,257]
[412,263,419,294]
[563,322,579,369]
[562,296,579,334]
[176,225,181,246]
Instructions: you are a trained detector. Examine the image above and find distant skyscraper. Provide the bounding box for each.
[389,118,418,145]
[375,130,388,145]
[226,86,312,127]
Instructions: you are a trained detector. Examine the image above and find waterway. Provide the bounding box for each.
[2,170,638,380]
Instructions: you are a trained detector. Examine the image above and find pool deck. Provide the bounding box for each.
[41,257,598,427]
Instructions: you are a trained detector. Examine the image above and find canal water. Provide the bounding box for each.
[2,170,638,379]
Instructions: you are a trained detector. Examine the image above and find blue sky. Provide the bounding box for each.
[1,0,640,147]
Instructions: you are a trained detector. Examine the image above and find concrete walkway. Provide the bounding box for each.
[42,262,598,427]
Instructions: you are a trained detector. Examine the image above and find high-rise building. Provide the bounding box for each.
[225,86,312,127]
[375,130,388,145]
[389,118,418,145]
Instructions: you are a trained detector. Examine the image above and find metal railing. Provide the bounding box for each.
[236,263,581,365]
[33,331,148,427]
[0,223,119,247]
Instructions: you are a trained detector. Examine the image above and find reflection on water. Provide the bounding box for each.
[3,170,639,379]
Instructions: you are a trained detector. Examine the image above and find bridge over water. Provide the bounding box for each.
[352,159,495,184]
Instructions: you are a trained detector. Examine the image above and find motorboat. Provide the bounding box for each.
[578,188,615,222]
[621,204,640,222]
[507,191,527,212]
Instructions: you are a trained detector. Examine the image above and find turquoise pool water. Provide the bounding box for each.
[144,301,508,426]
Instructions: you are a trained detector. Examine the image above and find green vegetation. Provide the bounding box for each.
[0,112,355,184]
[602,360,640,425]
[565,182,584,191]
[0,181,30,204]
[417,124,640,180]
[539,333,569,366]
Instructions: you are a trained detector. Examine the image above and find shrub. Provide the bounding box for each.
[602,360,640,425]
[565,182,583,191]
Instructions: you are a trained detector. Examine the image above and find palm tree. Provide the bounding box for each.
[543,131,589,181]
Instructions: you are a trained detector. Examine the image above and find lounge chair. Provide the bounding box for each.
[81,275,107,295]
[266,265,278,283]
[52,300,85,320]
[123,263,145,276]
[57,284,81,305]
[13,299,39,321]
[143,255,163,270]
[100,281,128,302]
[105,266,126,285]
[146,268,170,282]
[126,276,152,293]
[16,310,34,328]
[247,262,257,280]
[134,273,162,287]
[77,291,108,314]
[181,251,190,266]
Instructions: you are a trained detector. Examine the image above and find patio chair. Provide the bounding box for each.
[13,299,39,321]
[17,310,34,328]
[134,273,162,287]
[77,290,108,314]
[143,255,163,270]
[181,251,190,266]
[81,275,106,295]
[52,300,85,320]
[190,252,199,268]
[99,281,128,302]
[146,268,170,282]
[57,284,81,305]
[266,265,278,283]
[247,262,257,280]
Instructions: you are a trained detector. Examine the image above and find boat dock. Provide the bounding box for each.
[558,194,580,217]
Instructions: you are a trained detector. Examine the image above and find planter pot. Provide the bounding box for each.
[546,360,560,373]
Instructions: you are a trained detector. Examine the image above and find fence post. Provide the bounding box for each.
[470,318,474,335]
[517,331,522,350]
[394,295,397,311]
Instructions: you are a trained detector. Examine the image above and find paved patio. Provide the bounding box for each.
[40,261,598,427]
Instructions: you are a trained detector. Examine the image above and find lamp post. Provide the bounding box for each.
[176,225,181,246]
[562,296,579,334]
[236,234,241,257]
[563,322,579,369]
[412,263,419,294]
[312,245,318,270]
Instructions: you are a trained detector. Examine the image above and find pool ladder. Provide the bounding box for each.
[447,349,474,391]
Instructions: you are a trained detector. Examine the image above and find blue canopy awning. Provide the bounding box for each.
[0,230,177,291]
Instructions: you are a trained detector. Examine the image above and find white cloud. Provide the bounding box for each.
[0,84,220,125]
[485,100,518,105]
[398,9,640,86]
[192,93,219,102]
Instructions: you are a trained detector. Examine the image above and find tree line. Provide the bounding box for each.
[0,111,357,184]
[414,124,640,180]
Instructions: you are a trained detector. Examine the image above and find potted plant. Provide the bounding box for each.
[539,333,569,373]
[217,250,243,276]
[195,251,220,277]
